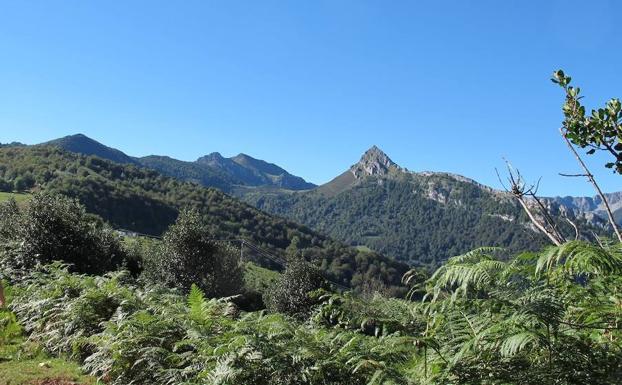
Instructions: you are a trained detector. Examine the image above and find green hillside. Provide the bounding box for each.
[0,145,408,293]
[244,147,605,269]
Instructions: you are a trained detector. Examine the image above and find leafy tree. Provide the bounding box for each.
[13,173,35,191]
[145,208,244,297]
[265,256,327,318]
[0,177,12,192]
[553,69,622,173]
[6,193,125,275]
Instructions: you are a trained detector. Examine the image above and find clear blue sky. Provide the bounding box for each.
[1,1,620,196]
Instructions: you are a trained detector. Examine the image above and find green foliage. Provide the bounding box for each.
[553,69,622,173]
[9,263,416,385]
[243,261,280,293]
[6,240,622,384]
[245,173,596,270]
[264,257,328,318]
[407,241,622,384]
[0,145,409,293]
[0,178,12,192]
[312,291,421,337]
[144,208,244,297]
[13,173,35,191]
[0,193,126,276]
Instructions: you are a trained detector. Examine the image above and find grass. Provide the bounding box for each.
[0,347,98,385]
[0,192,29,204]
[243,261,280,292]
[0,283,98,385]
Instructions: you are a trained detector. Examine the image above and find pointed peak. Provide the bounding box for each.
[362,145,391,159]
[351,146,400,178]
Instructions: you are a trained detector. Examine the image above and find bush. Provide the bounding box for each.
[0,177,12,192]
[265,257,327,318]
[144,209,244,297]
[13,173,35,191]
[0,199,20,242]
[2,193,126,275]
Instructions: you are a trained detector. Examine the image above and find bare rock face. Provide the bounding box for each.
[350,146,400,178]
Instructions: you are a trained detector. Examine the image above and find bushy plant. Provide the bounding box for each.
[143,208,244,297]
[3,193,126,275]
[264,256,327,318]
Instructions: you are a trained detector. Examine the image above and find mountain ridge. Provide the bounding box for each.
[41,134,316,192]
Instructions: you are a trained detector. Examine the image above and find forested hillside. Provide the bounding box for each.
[0,145,408,293]
[42,134,316,193]
[245,147,606,268]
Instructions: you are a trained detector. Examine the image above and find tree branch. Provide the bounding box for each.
[560,128,622,242]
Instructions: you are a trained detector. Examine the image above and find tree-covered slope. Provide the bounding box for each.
[244,147,605,269]
[43,134,316,192]
[43,133,139,165]
[0,145,408,292]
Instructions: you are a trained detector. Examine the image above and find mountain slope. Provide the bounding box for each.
[0,144,408,293]
[42,134,315,192]
[44,134,138,165]
[244,147,607,268]
[544,192,622,226]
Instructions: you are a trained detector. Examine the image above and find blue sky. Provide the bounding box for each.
[0,1,620,196]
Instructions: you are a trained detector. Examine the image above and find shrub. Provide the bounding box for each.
[144,208,244,297]
[13,173,35,191]
[0,177,12,192]
[5,193,126,275]
[264,257,327,318]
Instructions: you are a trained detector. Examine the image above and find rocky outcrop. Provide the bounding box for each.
[350,146,401,178]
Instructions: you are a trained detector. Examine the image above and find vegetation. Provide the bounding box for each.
[553,70,622,174]
[1,239,621,384]
[0,191,29,203]
[245,173,602,269]
[0,145,409,294]
[0,193,128,276]
[1,71,621,384]
[143,208,244,297]
[264,256,328,318]
[0,281,99,385]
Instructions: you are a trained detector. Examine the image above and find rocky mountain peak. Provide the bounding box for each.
[350,146,400,178]
[196,152,225,164]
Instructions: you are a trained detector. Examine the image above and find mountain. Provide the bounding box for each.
[0,144,408,293]
[43,134,139,165]
[244,146,609,269]
[35,135,617,269]
[194,151,316,190]
[544,192,622,226]
[43,134,315,192]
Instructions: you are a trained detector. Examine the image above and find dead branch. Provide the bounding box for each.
[563,215,579,241]
[498,162,565,246]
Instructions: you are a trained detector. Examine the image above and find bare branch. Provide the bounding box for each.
[563,215,579,241]
[500,160,565,246]
[560,128,622,243]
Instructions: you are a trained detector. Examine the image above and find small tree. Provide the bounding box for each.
[0,178,12,192]
[553,70,622,174]
[13,174,35,191]
[14,193,125,274]
[265,256,327,318]
[146,209,243,297]
[553,70,622,242]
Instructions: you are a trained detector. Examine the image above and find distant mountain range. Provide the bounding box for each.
[44,134,316,192]
[38,133,620,268]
